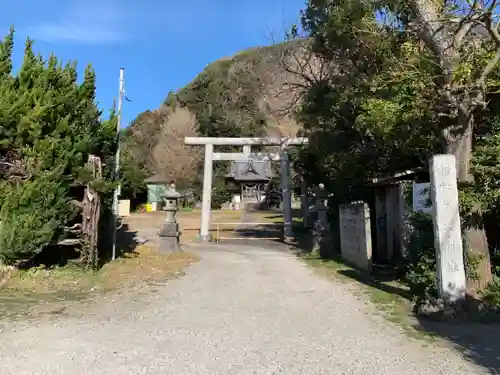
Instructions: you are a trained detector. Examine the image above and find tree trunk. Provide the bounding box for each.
[445,116,492,290]
[82,155,102,270]
[405,0,494,291]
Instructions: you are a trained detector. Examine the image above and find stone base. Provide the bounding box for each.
[159,222,179,237]
[195,233,213,242]
[158,222,182,253]
[159,236,182,253]
[415,295,500,323]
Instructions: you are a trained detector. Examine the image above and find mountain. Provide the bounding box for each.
[164,40,307,139]
[122,39,316,196]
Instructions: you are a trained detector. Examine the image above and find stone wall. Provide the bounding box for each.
[339,202,373,272]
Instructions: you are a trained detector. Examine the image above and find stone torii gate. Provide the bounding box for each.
[184,137,308,241]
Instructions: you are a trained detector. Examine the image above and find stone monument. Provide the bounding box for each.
[339,202,372,272]
[158,182,182,253]
[312,183,329,252]
[430,154,466,302]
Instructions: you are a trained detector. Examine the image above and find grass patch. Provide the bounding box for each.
[179,207,197,212]
[301,252,438,343]
[0,245,198,321]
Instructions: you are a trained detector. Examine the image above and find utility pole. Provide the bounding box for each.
[111,68,125,261]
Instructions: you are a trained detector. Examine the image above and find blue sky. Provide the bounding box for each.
[2,0,305,127]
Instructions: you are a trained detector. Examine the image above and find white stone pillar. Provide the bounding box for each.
[200,144,213,241]
[430,154,466,302]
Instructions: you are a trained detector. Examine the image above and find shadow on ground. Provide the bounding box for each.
[416,319,500,374]
[338,266,411,301]
[115,223,144,255]
[230,222,312,253]
[235,223,282,239]
[298,241,500,374]
[229,207,315,251]
[326,253,500,373]
[98,223,145,264]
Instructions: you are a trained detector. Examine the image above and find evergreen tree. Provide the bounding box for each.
[0,29,115,265]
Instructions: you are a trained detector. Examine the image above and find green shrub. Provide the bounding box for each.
[481,251,500,304]
[0,29,115,266]
[482,275,500,305]
[405,212,439,302]
[0,176,72,264]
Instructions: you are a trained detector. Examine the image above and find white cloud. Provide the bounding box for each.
[27,0,129,44]
[31,23,126,44]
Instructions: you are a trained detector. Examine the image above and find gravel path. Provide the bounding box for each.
[0,242,488,375]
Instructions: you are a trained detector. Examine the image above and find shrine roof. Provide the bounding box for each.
[144,174,169,184]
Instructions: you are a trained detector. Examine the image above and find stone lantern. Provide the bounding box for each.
[158,182,182,253]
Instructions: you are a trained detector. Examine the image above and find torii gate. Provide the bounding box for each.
[184,137,308,241]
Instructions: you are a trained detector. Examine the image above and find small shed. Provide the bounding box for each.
[144,174,168,212]
[368,169,429,263]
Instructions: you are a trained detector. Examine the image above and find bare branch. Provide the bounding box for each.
[152,107,202,187]
[407,0,453,64]
[275,39,337,118]
[453,0,479,47]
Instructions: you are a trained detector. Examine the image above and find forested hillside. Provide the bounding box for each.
[121,40,311,204]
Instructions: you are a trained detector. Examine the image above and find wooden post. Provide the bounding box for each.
[82,155,102,270]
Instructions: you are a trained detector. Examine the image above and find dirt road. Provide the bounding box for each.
[0,241,489,375]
